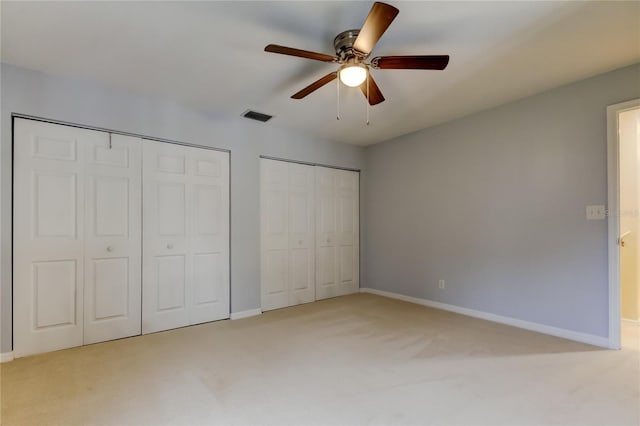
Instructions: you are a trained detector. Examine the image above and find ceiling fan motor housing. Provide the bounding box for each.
[334,30,368,61]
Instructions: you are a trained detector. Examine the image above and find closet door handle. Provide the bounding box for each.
[167,243,174,249]
[106,245,114,252]
[298,240,303,245]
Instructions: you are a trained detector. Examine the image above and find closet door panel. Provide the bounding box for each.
[316,167,359,300]
[188,147,229,325]
[261,159,290,311]
[261,159,316,310]
[317,246,336,285]
[14,119,91,357]
[157,183,187,235]
[315,167,339,300]
[84,134,142,344]
[288,163,315,306]
[264,250,288,307]
[142,141,190,333]
[157,255,186,310]
[91,258,129,317]
[339,246,355,283]
[336,170,360,296]
[193,253,222,305]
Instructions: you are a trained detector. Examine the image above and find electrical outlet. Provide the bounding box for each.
[438,279,445,289]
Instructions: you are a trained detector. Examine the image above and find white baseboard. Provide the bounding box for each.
[1,352,14,363]
[622,318,640,325]
[360,288,610,348]
[230,308,262,320]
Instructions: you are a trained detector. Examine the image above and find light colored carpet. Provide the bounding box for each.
[1,293,639,425]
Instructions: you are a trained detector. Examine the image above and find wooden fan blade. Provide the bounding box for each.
[359,74,385,105]
[292,72,338,99]
[371,55,450,70]
[353,2,399,55]
[265,44,337,62]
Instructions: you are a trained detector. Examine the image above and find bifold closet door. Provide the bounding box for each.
[13,118,142,357]
[142,140,229,334]
[316,167,359,300]
[260,159,315,311]
[83,134,142,345]
[14,119,90,356]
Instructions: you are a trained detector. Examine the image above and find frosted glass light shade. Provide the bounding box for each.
[339,65,367,87]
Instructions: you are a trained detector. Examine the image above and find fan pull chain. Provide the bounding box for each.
[366,73,370,126]
[336,75,341,121]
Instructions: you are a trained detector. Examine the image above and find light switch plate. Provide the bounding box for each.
[586,205,606,220]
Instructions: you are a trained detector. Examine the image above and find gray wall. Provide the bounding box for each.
[364,63,640,338]
[0,63,366,353]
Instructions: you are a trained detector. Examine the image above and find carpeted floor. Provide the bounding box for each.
[1,293,639,425]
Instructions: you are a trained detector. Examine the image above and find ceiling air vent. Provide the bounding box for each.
[242,110,273,123]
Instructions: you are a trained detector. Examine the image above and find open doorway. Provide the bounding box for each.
[608,99,640,349]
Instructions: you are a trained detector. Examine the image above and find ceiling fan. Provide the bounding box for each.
[264,2,449,106]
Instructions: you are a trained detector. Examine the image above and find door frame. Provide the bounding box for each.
[607,98,640,350]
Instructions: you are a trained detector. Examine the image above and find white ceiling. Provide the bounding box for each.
[2,1,639,146]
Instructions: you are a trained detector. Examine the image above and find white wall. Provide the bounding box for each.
[364,63,640,338]
[0,63,366,353]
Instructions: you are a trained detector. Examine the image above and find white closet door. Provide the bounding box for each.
[261,159,290,311]
[188,145,230,325]
[315,167,338,299]
[83,134,142,344]
[335,169,359,296]
[260,159,315,311]
[142,140,229,333]
[316,167,359,300]
[14,119,92,356]
[288,163,315,306]
[142,141,189,332]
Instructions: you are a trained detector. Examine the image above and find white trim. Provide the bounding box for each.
[622,318,640,325]
[607,98,640,350]
[1,352,14,363]
[360,288,610,348]
[230,308,262,320]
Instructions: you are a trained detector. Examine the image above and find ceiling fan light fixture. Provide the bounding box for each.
[339,64,367,87]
